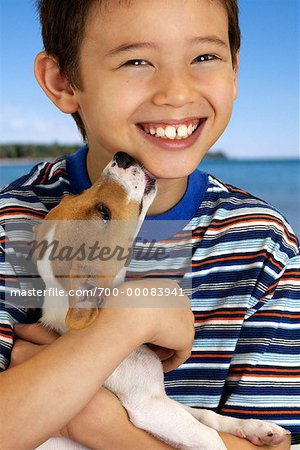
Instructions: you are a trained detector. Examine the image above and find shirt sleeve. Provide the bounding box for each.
[220,254,300,444]
[0,230,27,371]
[0,224,43,372]
[0,160,68,371]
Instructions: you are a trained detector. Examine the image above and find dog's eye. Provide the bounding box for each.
[97,204,111,224]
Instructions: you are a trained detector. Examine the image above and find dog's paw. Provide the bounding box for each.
[235,419,290,446]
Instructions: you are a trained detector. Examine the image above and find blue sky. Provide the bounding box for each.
[0,0,299,159]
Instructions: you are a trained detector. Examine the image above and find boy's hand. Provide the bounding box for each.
[60,386,174,449]
[103,279,195,372]
[9,323,60,368]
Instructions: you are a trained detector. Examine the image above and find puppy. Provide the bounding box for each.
[33,152,288,450]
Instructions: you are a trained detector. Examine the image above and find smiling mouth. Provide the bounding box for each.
[137,118,206,140]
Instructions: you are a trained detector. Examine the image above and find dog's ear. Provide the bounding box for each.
[66,302,99,330]
[65,261,101,330]
[65,277,101,330]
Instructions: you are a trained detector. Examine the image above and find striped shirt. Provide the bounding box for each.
[1,146,299,444]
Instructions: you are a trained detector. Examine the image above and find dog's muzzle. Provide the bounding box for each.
[114,152,136,169]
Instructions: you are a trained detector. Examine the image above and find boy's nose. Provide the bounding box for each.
[152,71,198,107]
[114,152,135,169]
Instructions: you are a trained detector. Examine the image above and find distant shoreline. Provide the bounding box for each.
[1,157,299,164]
[0,144,81,160]
[0,144,298,162]
[0,158,55,164]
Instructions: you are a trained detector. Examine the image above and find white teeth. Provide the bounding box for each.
[141,121,201,140]
[165,126,177,139]
[177,125,188,137]
[156,127,165,137]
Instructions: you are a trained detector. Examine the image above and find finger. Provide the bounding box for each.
[13,323,60,344]
[147,344,175,361]
[155,349,175,361]
[9,341,46,368]
[162,350,191,373]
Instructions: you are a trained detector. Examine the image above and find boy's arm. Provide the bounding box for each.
[11,325,291,450]
[1,310,146,449]
[0,292,194,450]
[60,386,291,450]
[61,386,291,450]
[8,328,172,450]
[60,386,175,450]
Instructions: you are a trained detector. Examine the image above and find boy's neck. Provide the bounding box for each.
[87,150,188,217]
[147,176,188,216]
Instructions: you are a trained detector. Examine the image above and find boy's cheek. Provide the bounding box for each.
[210,75,237,108]
[77,83,140,120]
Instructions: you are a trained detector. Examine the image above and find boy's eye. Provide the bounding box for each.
[122,59,149,67]
[193,54,219,63]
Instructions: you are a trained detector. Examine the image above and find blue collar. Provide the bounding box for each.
[66,145,91,194]
[66,145,208,222]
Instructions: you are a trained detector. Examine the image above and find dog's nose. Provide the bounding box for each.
[114,152,135,169]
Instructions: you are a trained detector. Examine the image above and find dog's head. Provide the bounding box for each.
[35,152,157,330]
[45,152,156,222]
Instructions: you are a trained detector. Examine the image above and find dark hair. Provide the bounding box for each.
[37,0,241,141]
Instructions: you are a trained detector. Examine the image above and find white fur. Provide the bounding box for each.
[103,159,149,203]
[37,228,69,334]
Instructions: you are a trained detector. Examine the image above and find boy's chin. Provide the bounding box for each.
[145,161,202,180]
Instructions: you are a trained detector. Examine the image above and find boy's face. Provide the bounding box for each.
[75,0,238,179]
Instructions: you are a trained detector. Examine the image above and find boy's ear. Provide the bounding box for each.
[233,51,239,100]
[34,51,79,114]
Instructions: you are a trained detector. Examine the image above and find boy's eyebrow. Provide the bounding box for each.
[105,41,158,57]
[190,36,228,50]
[104,35,228,57]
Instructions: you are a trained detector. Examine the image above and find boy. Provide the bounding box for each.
[0,0,299,448]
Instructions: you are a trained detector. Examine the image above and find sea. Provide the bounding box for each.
[0,158,299,239]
